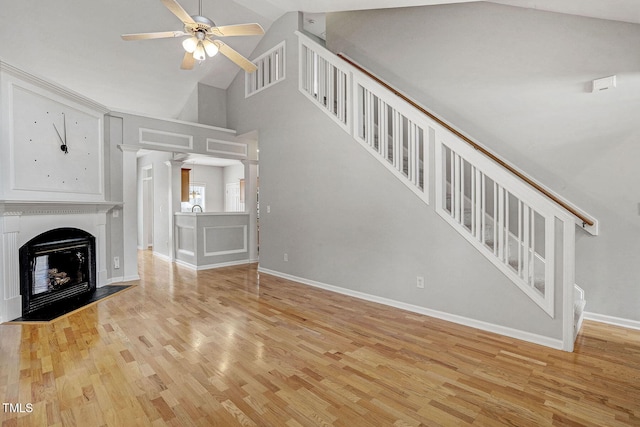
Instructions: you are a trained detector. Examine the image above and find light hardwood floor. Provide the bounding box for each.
[1,250,639,426]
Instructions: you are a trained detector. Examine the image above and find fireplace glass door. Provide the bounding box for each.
[20,228,96,315]
[32,244,90,296]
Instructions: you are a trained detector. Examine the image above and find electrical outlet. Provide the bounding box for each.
[284,253,288,262]
[112,210,119,218]
[416,276,424,289]
[114,257,120,270]
[267,205,271,213]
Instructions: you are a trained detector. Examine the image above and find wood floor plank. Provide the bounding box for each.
[1,250,640,426]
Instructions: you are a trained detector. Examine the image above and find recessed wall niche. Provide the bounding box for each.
[10,85,103,196]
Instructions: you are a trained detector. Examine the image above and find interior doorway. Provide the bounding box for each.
[141,165,154,249]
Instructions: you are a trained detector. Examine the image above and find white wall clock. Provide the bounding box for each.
[10,85,103,197]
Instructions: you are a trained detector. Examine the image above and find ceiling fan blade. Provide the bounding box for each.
[211,23,265,37]
[181,52,195,70]
[161,0,195,24]
[121,31,187,41]
[214,41,257,73]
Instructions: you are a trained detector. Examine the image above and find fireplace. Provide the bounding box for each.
[20,228,96,316]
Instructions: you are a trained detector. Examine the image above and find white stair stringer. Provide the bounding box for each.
[574,284,586,339]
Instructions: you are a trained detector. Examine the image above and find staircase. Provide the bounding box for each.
[295,31,593,350]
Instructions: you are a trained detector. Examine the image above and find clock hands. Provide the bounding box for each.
[52,113,68,154]
[52,123,65,151]
[63,113,68,154]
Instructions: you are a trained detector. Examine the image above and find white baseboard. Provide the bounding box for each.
[103,276,123,286]
[584,312,640,331]
[103,275,140,285]
[175,259,251,271]
[258,267,564,351]
[152,251,172,262]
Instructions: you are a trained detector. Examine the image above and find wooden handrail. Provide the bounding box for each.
[337,53,594,227]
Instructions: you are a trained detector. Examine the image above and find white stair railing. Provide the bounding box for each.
[436,136,561,316]
[298,39,350,132]
[353,72,429,203]
[296,31,590,350]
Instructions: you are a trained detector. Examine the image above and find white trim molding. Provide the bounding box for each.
[152,251,172,263]
[584,312,640,331]
[258,267,564,351]
[106,275,140,286]
[0,61,109,114]
[174,259,252,271]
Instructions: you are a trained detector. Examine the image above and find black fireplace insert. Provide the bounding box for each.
[20,228,96,316]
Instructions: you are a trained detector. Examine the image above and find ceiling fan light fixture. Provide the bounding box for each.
[203,39,219,57]
[121,0,264,72]
[182,36,198,53]
[193,42,206,61]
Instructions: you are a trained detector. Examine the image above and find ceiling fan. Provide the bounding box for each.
[121,0,264,72]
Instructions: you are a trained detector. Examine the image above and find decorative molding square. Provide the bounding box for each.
[139,128,193,150]
[176,225,195,256]
[206,139,248,157]
[203,225,247,256]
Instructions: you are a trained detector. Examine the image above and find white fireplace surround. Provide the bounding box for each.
[0,200,120,322]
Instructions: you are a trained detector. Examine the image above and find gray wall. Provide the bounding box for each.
[105,115,124,279]
[198,83,227,128]
[326,3,640,321]
[227,12,564,340]
[177,83,228,128]
[177,84,199,123]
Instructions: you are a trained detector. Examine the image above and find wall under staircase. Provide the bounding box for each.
[225,11,598,352]
[296,31,592,350]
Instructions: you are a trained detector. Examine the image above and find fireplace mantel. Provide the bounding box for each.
[0,200,122,216]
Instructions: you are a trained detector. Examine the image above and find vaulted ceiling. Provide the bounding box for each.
[1,0,637,119]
